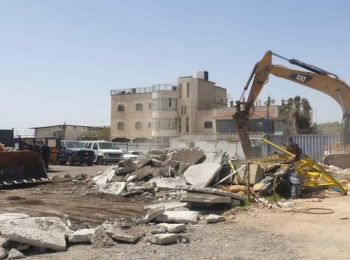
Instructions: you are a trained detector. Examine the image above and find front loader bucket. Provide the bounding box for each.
[0,151,49,187]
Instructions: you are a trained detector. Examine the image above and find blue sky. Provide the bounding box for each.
[1,0,350,135]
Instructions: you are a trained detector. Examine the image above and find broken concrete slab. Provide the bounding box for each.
[106,227,144,243]
[142,206,165,224]
[0,217,69,251]
[0,213,29,222]
[178,185,245,202]
[145,233,180,245]
[128,166,156,181]
[156,211,198,224]
[136,157,152,168]
[68,228,95,243]
[148,177,186,190]
[184,163,222,188]
[157,223,186,233]
[93,166,117,185]
[181,192,231,204]
[170,148,205,165]
[116,167,135,175]
[118,159,136,169]
[0,237,10,248]
[91,226,115,248]
[205,214,226,224]
[7,248,24,259]
[96,182,126,196]
[0,247,7,260]
[144,202,188,211]
[151,158,163,167]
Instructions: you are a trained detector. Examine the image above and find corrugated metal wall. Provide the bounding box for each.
[263,134,341,161]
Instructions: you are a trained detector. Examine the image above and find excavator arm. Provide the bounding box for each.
[234,51,350,159]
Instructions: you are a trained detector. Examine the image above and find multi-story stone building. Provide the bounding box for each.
[110,71,227,142]
[110,71,294,143]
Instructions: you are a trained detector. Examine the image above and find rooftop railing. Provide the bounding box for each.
[111,84,177,96]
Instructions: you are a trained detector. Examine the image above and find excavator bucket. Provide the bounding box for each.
[0,151,49,187]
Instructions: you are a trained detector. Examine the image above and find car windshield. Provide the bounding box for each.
[64,141,85,148]
[98,142,120,150]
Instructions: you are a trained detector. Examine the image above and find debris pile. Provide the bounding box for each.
[0,148,246,258]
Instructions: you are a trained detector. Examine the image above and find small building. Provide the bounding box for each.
[31,124,104,140]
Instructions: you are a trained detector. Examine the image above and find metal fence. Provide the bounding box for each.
[114,142,168,154]
[262,134,341,161]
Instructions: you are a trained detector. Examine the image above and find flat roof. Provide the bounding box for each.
[31,124,104,129]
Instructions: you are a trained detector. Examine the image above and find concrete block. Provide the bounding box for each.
[142,206,165,223]
[184,163,222,188]
[68,228,95,243]
[157,223,186,233]
[145,234,180,245]
[205,214,226,224]
[106,227,144,243]
[91,227,115,248]
[156,211,198,224]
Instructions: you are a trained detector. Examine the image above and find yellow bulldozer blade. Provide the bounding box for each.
[0,151,49,187]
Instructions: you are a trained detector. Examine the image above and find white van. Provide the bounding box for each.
[84,141,124,165]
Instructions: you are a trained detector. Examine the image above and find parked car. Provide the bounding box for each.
[58,140,94,166]
[122,150,146,161]
[84,141,124,165]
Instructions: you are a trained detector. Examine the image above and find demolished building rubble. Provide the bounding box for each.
[0,145,349,258]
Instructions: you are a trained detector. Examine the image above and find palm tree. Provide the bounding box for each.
[281,96,313,133]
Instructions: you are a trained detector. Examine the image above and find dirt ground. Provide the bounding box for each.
[1,165,349,259]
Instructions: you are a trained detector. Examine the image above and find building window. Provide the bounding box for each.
[179,83,182,97]
[117,122,124,130]
[204,121,213,129]
[136,103,143,111]
[117,104,125,112]
[181,106,183,115]
[149,103,152,109]
[186,83,190,97]
[135,122,142,129]
[178,117,181,132]
[186,117,189,133]
[148,122,151,128]
[184,106,186,115]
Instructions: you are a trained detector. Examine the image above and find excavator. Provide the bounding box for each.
[234,51,350,169]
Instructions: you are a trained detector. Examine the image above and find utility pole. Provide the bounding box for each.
[264,96,275,136]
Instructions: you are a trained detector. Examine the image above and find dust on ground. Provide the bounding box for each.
[0,164,146,229]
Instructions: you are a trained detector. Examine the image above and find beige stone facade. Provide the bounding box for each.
[110,72,228,142]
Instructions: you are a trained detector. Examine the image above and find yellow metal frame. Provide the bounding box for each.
[260,138,347,195]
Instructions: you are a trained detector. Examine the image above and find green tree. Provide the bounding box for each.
[79,127,110,140]
[281,96,314,133]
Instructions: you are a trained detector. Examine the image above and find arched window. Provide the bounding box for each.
[135,122,142,129]
[136,103,143,111]
[117,104,125,112]
[117,122,124,130]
